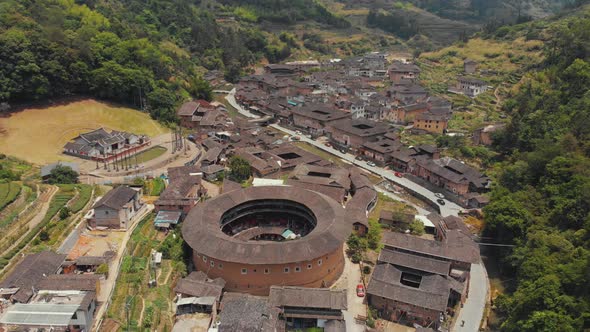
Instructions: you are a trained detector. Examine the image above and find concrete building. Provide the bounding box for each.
[91,185,142,229]
[457,77,489,97]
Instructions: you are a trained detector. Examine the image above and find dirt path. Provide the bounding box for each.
[162,265,173,285]
[137,297,146,327]
[0,185,59,257]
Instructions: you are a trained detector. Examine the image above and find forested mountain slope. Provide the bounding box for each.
[482,6,590,331]
[0,0,358,122]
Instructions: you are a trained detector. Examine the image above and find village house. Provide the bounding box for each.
[174,271,225,316]
[155,165,204,222]
[0,290,98,331]
[63,128,148,161]
[367,228,479,328]
[388,62,421,83]
[286,164,351,203]
[177,100,227,130]
[360,138,402,166]
[391,102,430,123]
[388,82,429,104]
[413,112,449,134]
[328,118,390,151]
[472,123,505,146]
[291,103,349,136]
[456,77,489,97]
[90,185,142,229]
[218,292,280,332]
[412,156,490,196]
[463,59,478,74]
[234,144,329,178]
[269,286,347,330]
[0,251,66,303]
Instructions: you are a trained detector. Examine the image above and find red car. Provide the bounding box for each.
[394,172,403,178]
[356,284,365,297]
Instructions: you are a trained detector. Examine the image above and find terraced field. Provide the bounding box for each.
[106,215,182,331]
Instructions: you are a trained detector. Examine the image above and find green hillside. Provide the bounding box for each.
[480,5,590,331]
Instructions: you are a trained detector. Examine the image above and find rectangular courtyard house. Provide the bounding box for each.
[286,164,351,203]
[90,185,142,229]
[367,228,479,329]
[63,128,149,162]
[328,118,390,151]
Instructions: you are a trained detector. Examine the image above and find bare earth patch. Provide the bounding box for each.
[0,99,169,164]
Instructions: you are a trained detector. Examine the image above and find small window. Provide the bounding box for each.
[105,211,109,215]
[284,267,290,273]
[307,264,312,269]
[264,268,270,274]
[295,266,301,272]
[241,268,247,274]
[317,259,323,266]
[218,263,223,269]
[210,260,215,267]
[203,256,207,262]
[253,269,257,273]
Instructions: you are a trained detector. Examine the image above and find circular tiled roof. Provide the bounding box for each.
[182,186,352,265]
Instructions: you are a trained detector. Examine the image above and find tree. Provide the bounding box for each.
[187,76,213,101]
[367,219,382,251]
[46,165,79,184]
[59,207,71,220]
[228,156,251,182]
[408,219,425,236]
[96,263,109,276]
[39,230,49,241]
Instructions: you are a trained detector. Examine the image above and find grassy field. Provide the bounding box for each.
[115,146,167,167]
[145,178,166,196]
[0,99,170,164]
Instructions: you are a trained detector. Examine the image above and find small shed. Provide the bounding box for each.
[154,211,182,230]
[176,296,216,315]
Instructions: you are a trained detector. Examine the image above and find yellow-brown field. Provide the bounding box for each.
[0,99,169,164]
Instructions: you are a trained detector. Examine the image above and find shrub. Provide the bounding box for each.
[96,263,109,276]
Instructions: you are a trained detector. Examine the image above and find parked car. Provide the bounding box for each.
[355,155,364,161]
[367,161,376,167]
[339,149,347,154]
[437,198,446,205]
[324,142,332,147]
[356,284,365,297]
[394,172,403,178]
[290,136,301,141]
[434,193,445,199]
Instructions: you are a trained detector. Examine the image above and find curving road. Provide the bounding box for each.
[225,88,488,332]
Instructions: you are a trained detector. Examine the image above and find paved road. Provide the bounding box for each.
[226,89,488,332]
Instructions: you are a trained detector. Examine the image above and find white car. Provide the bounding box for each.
[434,193,445,199]
[367,161,376,167]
